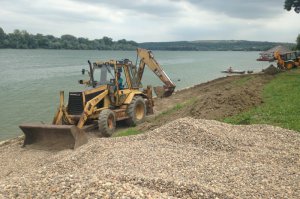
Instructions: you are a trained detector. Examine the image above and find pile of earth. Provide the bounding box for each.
[262,64,281,75]
[139,73,274,132]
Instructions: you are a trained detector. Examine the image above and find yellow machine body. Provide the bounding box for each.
[19,49,175,149]
[274,51,300,70]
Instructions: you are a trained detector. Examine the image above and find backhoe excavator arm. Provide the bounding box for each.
[274,51,285,69]
[136,48,176,97]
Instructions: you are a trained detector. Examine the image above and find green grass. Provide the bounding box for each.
[223,69,300,131]
[113,128,142,137]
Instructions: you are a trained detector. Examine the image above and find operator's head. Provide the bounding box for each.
[117,72,121,77]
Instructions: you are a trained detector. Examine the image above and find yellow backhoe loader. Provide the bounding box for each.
[274,50,300,70]
[20,48,176,149]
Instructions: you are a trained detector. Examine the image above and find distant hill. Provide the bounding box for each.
[138,40,296,51]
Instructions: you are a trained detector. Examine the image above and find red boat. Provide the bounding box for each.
[256,56,274,62]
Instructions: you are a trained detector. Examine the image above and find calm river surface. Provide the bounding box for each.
[0,49,269,140]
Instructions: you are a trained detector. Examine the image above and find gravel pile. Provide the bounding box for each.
[0,118,299,198]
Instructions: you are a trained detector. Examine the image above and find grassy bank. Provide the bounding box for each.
[223,69,300,132]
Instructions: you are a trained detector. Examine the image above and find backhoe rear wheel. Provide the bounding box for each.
[126,96,146,126]
[98,109,116,137]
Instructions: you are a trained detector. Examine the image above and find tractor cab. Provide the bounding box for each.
[80,59,141,106]
[80,59,140,90]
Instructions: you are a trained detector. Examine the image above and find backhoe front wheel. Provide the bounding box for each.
[98,109,116,137]
[126,96,146,126]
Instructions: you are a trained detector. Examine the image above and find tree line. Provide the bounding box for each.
[0,27,138,50]
[0,27,299,51]
[139,40,298,51]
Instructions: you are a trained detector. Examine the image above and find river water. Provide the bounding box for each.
[0,49,269,140]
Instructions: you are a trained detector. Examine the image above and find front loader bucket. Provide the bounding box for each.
[19,124,88,150]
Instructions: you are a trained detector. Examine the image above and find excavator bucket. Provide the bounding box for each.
[154,86,175,98]
[19,124,88,150]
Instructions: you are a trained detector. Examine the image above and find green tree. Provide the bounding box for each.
[28,34,38,48]
[19,30,30,48]
[284,0,300,13]
[61,34,77,41]
[0,27,5,39]
[35,33,49,48]
[296,34,300,50]
[61,34,79,49]
[7,30,22,48]
[102,36,113,46]
[0,27,6,47]
[78,37,90,50]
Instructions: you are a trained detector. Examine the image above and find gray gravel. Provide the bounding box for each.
[0,117,299,198]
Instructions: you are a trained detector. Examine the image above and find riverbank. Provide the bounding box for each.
[1,70,299,198]
[118,68,300,136]
[224,68,300,131]
[116,71,275,136]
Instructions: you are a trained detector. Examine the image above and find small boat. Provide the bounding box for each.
[221,70,245,74]
[256,57,274,62]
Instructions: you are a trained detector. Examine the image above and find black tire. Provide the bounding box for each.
[98,109,116,137]
[126,96,146,126]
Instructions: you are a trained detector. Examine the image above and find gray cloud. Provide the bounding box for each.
[182,0,284,19]
[70,0,182,17]
[1,0,105,23]
[71,0,284,19]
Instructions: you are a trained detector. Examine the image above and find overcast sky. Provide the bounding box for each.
[1,0,299,42]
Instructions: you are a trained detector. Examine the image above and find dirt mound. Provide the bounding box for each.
[188,86,262,120]
[139,73,273,132]
[263,64,281,75]
[1,118,299,198]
